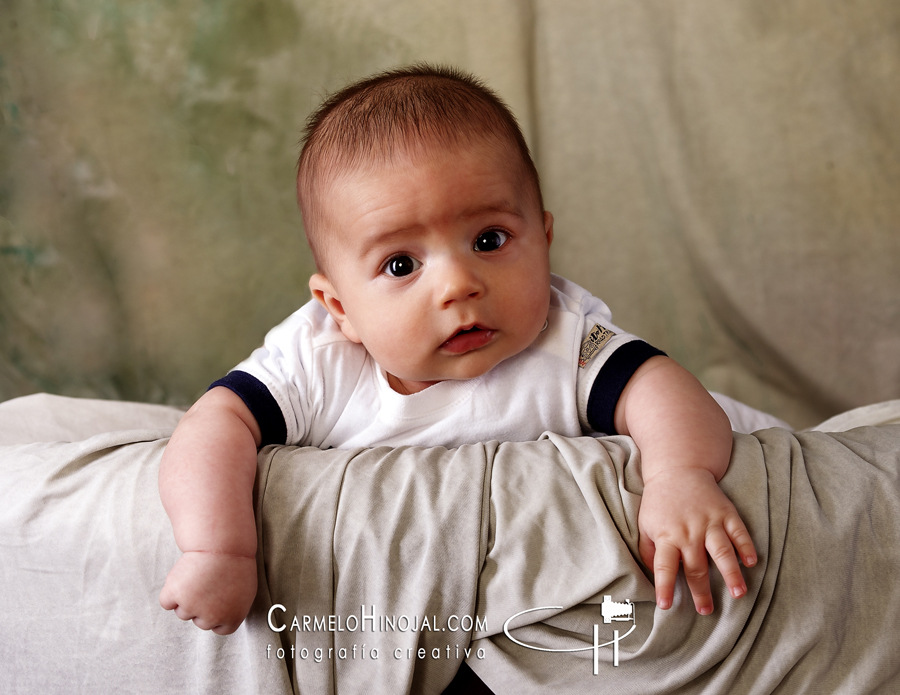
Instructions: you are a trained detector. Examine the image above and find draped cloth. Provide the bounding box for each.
[2,394,900,693]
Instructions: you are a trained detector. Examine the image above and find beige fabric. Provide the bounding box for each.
[0,392,185,445]
[3,395,900,693]
[809,398,900,432]
[2,3,898,427]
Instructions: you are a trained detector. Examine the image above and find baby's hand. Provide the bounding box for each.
[159,551,257,635]
[638,468,756,614]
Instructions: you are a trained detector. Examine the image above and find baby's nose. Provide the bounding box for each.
[437,261,485,306]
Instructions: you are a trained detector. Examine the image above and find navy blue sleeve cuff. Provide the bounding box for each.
[209,371,288,446]
[586,340,667,435]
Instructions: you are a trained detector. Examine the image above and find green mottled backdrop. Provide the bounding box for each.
[2,1,899,427]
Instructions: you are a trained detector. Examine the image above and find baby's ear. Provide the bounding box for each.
[308,274,362,344]
[543,211,554,246]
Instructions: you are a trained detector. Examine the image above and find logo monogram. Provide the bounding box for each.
[502,596,636,673]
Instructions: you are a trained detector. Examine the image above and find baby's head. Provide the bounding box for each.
[297,65,554,394]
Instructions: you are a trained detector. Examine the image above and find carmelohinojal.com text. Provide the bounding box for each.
[266,604,488,663]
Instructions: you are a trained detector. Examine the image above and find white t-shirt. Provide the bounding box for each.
[220,275,654,448]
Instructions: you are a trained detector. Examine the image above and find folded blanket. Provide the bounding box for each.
[1,395,899,693]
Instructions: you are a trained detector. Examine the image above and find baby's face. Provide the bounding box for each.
[309,139,553,394]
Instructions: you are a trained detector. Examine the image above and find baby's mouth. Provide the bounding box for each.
[441,325,496,354]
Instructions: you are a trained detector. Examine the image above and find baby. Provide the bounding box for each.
[159,65,757,635]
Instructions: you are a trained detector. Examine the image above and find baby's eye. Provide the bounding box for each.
[474,229,510,252]
[382,255,421,277]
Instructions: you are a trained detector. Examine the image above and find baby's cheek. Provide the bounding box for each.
[366,325,425,370]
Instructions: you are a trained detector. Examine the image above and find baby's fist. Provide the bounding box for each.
[160,550,257,635]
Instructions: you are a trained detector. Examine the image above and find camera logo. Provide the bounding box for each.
[600,595,634,624]
[502,596,636,673]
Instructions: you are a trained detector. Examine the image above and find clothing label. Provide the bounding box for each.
[578,324,615,368]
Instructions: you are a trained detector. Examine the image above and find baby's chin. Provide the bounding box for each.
[387,325,550,391]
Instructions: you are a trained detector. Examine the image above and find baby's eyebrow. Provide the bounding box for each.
[458,200,525,220]
[357,226,425,262]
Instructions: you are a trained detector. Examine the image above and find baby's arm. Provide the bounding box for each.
[158,386,261,634]
[615,356,757,615]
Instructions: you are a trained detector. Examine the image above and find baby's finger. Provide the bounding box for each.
[192,615,227,633]
[652,543,681,610]
[159,585,177,611]
[724,513,757,567]
[638,532,656,572]
[173,603,198,623]
[680,544,714,615]
[706,527,747,600]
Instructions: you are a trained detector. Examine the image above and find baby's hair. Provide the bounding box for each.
[297,64,543,272]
